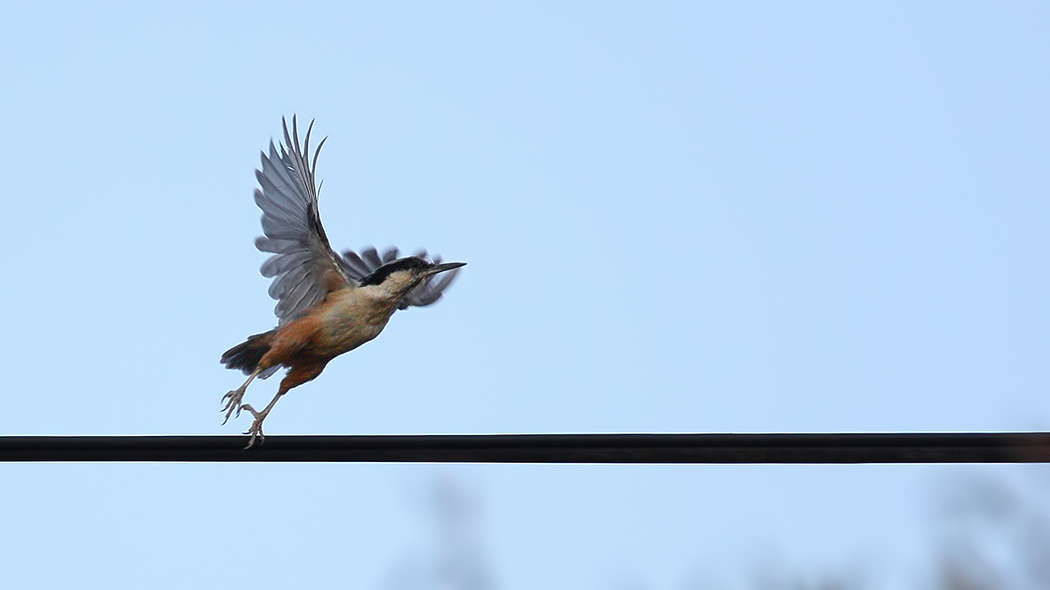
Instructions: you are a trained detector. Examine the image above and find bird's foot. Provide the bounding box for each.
[240,404,269,449]
[220,386,247,425]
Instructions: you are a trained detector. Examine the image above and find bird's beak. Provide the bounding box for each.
[428,261,467,275]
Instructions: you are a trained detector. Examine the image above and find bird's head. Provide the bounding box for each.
[358,256,466,302]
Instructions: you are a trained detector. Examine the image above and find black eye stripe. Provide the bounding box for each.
[359,257,429,286]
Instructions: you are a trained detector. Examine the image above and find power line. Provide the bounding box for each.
[1,433,1048,463]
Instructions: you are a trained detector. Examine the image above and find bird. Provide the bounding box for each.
[220,116,465,447]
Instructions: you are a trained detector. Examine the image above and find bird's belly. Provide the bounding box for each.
[314,299,393,356]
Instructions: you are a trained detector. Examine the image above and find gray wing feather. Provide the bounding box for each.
[253,116,352,324]
[340,246,461,310]
[260,251,310,278]
[279,273,319,319]
[339,246,393,282]
[363,247,384,269]
[340,250,373,278]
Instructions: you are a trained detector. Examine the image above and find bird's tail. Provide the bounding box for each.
[221,330,276,375]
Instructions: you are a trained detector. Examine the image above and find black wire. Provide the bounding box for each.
[1,433,1049,463]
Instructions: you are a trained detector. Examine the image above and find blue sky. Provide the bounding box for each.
[0,2,1047,588]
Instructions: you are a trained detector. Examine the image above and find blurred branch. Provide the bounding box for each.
[382,475,497,590]
[932,468,1050,590]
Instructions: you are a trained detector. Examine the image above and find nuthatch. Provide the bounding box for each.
[221,116,465,447]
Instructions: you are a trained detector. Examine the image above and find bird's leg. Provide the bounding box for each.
[236,363,327,449]
[239,390,286,449]
[221,368,261,425]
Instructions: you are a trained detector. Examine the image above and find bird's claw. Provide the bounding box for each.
[220,387,246,425]
[240,404,266,449]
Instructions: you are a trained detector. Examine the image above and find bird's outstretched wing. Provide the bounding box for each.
[254,116,354,324]
[342,246,462,310]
